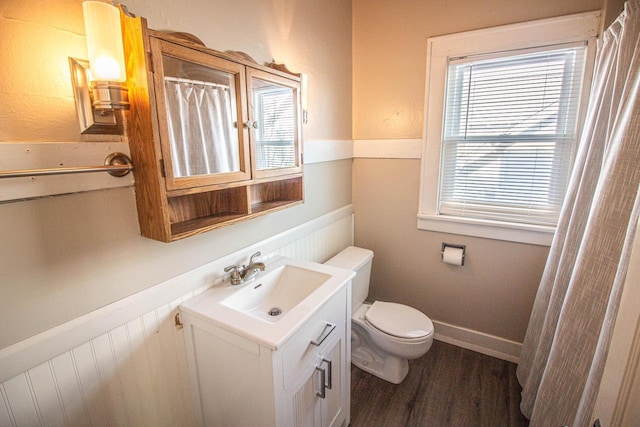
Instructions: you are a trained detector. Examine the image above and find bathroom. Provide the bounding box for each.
[1,0,639,425]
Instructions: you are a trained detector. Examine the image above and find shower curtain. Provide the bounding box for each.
[164,80,238,177]
[516,0,640,425]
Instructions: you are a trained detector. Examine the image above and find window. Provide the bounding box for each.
[441,45,587,225]
[253,85,296,169]
[418,12,599,245]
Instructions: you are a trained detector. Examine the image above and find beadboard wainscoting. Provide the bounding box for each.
[0,206,354,427]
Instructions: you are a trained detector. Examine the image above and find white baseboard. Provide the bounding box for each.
[432,320,522,364]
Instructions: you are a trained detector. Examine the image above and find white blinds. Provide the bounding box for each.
[256,88,295,142]
[254,87,296,169]
[439,44,587,226]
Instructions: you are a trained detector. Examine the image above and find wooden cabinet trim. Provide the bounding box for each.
[149,37,252,191]
[122,11,304,243]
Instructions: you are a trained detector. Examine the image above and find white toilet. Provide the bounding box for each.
[325,246,434,384]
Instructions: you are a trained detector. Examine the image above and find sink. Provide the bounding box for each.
[179,256,355,349]
[220,265,331,322]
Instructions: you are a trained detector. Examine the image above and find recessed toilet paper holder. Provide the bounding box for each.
[441,243,466,266]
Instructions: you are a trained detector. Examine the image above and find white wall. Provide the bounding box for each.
[351,0,604,352]
[0,0,353,349]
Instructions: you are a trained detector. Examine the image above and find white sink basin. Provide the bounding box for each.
[220,265,331,322]
[179,256,355,349]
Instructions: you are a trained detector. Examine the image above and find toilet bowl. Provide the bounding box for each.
[325,246,434,384]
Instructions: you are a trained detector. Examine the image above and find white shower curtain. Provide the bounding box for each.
[164,80,239,177]
[516,0,640,425]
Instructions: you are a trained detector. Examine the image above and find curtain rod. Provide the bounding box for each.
[0,152,133,179]
[164,76,229,89]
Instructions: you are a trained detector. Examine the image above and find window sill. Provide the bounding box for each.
[417,213,554,246]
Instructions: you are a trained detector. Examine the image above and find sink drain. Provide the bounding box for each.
[268,307,282,316]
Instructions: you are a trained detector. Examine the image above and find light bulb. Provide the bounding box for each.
[83,1,126,82]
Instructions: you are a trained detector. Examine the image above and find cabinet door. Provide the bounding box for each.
[247,68,302,180]
[321,333,346,427]
[285,331,346,427]
[150,38,252,191]
[287,361,323,427]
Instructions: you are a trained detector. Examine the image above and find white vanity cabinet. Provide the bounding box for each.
[284,325,347,427]
[180,284,351,427]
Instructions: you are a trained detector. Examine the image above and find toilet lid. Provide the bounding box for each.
[365,301,433,339]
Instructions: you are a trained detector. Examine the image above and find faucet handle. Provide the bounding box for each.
[224,265,242,285]
[249,251,261,264]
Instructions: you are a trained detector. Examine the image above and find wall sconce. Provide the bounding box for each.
[70,1,129,134]
[300,73,308,124]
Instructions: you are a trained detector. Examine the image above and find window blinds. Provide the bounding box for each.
[254,87,296,169]
[256,88,295,142]
[440,44,587,226]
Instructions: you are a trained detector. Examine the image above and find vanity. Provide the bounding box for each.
[179,257,354,427]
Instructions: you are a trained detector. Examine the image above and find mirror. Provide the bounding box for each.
[162,55,242,178]
[251,77,296,170]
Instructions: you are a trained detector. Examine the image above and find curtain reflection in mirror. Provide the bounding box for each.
[164,78,240,177]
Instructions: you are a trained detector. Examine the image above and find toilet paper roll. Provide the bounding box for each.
[442,246,464,266]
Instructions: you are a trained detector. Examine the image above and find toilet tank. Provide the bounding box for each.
[325,246,374,308]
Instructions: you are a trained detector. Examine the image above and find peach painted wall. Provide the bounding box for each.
[352,0,604,343]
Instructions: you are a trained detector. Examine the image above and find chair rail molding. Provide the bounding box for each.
[0,142,133,202]
[301,138,425,162]
[304,139,354,164]
[353,139,423,159]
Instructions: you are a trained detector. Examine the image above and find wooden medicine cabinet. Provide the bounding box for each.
[121,10,303,242]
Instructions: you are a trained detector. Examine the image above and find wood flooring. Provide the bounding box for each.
[349,340,530,427]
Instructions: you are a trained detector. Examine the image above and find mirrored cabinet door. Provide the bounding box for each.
[150,38,251,191]
[248,68,302,179]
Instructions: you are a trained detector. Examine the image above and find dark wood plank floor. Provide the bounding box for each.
[350,340,529,427]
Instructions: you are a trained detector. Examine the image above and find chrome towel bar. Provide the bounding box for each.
[0,152,133,179]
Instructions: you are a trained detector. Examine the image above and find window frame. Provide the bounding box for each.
[418,11,600,246]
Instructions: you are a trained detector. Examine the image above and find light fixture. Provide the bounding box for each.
[70,1,129,134]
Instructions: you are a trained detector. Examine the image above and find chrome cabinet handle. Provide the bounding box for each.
[315,366,326,398]
[322,357,332,390]
[310,322,336,346]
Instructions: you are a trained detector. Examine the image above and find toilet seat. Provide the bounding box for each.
[365,301,433,339]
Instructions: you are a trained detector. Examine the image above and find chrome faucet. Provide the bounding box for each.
[224,251,265,285]
[240,251,266,281]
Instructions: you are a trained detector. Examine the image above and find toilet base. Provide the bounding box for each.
[351,334,409,384]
